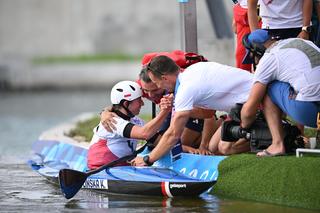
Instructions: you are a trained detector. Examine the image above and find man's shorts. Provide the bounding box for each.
[268,81,319,128]
[159,114,204,133]
[185,118,204,132]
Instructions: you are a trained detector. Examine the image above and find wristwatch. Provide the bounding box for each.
[143,155,153,166]
[302,26,312,33]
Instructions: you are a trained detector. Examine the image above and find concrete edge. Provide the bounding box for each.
[39,112,94,149]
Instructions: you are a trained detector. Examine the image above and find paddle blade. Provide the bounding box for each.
[59,169,88,199]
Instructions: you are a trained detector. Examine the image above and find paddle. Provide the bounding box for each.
[59,143,148,199]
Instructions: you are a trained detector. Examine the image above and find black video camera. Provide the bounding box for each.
[221,104,304,153]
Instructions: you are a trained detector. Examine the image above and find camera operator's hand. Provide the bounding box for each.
[238,126,249,139]
[229,104,243,122]
[240,82,267,128]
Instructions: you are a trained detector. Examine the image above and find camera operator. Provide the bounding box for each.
[240,29,320,157]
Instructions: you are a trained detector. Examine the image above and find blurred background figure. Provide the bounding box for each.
[232,0,252,72]
[312,0,320,46]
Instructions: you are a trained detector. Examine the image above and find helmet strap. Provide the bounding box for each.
[120,100,135,118]
[114,109,132,121]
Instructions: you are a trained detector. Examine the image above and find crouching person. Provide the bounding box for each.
[240,29,320,157]
[87,81,171,169]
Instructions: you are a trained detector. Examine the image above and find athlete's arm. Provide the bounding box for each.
[129,94,172,140]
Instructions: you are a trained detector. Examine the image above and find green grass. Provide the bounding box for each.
[32,53,142,64]
[67,116,100,142]
[212,154,320,210]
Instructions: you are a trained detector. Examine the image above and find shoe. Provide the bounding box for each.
[256,149,286,157]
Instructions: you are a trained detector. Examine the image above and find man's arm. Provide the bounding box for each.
[241,82,267,128]
[247,0,259,31]
[131,110,190,166]
[298,0,313,40]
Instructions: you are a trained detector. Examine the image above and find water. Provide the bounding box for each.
[0,91,317,212]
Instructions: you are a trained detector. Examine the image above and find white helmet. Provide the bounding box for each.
[110,81,142,104]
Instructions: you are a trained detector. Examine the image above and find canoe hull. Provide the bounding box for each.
[83,179,215,197]
[28,140,225,197]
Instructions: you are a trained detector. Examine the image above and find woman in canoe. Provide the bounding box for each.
[87,80,172,169]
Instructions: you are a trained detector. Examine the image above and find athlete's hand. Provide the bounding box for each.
[159,93,173,111]
[130,156,147,167]
[101,107,118,132]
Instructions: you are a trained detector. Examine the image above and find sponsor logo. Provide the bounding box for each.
[82,179,108,189]
[170,183,186,189]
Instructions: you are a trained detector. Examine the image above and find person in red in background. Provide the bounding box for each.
[140,50,207,70]
[232,0,253,72]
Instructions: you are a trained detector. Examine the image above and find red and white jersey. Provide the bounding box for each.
[90,116,144,158]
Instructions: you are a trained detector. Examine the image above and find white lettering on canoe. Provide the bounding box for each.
[82,179,108,189]
[199,170,209,179]
[188,169,198,178]
[179,168,187,174]
[179,168,217,181]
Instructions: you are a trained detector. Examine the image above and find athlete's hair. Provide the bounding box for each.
[147,55,179,78]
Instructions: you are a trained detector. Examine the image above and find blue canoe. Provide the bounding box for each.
[28,140,226,197]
